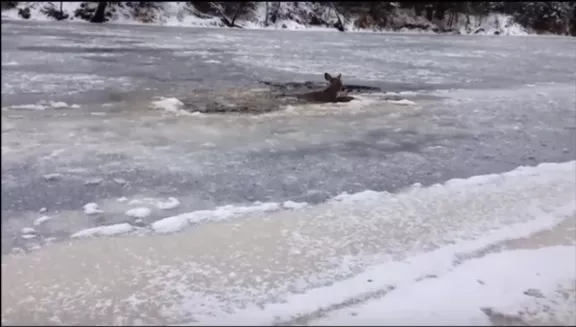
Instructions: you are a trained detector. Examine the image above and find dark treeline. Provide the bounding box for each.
[3,1,575,36]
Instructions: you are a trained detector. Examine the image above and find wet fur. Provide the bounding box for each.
[298,73,344,103]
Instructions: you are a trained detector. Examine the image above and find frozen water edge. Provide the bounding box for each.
[1,160,575,325]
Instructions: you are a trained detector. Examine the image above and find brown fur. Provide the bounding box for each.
[298,73,344,103]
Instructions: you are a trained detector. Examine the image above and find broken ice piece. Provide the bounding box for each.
[21,227,36,234]
[125,207,151,219]
[155,197,181,210]
[83,202,103,215]
[33,215,52,226]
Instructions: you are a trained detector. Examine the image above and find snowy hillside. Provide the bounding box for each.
[2,1,573,36]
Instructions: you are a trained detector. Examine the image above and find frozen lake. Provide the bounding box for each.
[2,20,575,249]
[1,19,575,325]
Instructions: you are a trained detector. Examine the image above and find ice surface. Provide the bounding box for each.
[70,223,134,238]
[2,161,574,325]
[125,207,152,219]
[82,202,103,215]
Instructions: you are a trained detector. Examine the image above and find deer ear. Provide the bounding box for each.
[336,74,342,80]
[324,73,332,81]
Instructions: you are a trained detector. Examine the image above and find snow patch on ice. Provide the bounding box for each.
[155,197,181,210]
[83,202,103,215]
[150,97,196,116]
[33,216,52,226]
[386,99,417,106]
[125,207,152,219]
[282,201,308,210]
[7,100,80,111]
[2,61,19,66]
[71,223,134,238]
[20,227,36,234]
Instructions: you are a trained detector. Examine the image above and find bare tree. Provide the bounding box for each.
[329,2,346,31]
[210,1,243,28]
[90,2,107,23]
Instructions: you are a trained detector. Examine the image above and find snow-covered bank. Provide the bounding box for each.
[1,161,574,325]
[1,2,538,36]
[309,246,576,326]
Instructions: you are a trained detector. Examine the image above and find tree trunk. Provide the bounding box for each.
[329,2,345,32]
[270,1,281,24]
[434,2,447,21]
[90,2,107,23]
[230,1,245,26]
[264,1,269,26]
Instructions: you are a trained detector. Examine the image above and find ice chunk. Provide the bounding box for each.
[83,202,103,215]
[33,216,52,226]
[20,227,36,234]
[282,201,308,210]
[155,197,181,210]
[125,207,152,219]
[71,223,134,238]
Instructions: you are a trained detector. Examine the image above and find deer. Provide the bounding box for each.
[297,72,354,103]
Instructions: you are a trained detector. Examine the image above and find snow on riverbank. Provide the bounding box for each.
[1,161,574,325]
[1,2,531,36]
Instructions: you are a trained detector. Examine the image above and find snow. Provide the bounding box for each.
[150,97,196,116]
[1,161,575,325]
[6,100,81,111]
[82,202,103,215]
[310,246,576,326]
[33,216,52,226]
[70,223,135,238]
[386,99,417,106]
[125,207,152,219]
[282,201,308,210]
[20,227,36,234]
[8,104,47,111]
[155,197,181,210]
[151,202,282,234]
